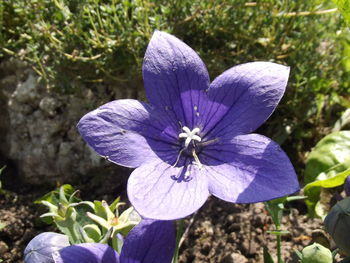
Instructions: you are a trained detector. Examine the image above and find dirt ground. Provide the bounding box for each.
[0,179,332,263]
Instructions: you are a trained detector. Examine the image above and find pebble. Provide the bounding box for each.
[0,241,9,254]
[220,252,248,263]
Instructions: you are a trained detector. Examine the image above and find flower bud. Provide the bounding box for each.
[24,232,70,263]
[324,197,350,255]
[301,243,332,263]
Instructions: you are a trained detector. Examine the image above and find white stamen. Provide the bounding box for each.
[192,149,203,169]
[178,126,202,148]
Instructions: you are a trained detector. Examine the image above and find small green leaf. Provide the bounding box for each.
[86,212,109,230]
[59,185,69,204]
[112,232,124,254]
[333,109,350,132]
[102,200,115,222]
[35,184,77,205]
[285,196,306,202]
[263,247,275,263]
[83,224,102,242]
[40,212,59,218]
[79,226,95,243]
[332,0,350,26]
[109,197,121,213]
[267,230,290,235]
[304,168,350,217]
[69,201,95,210]
[304,131,350,184]
[41,200,58,212]
[99,228,113,244]
[294,249,303,260]
[332,248,339,259]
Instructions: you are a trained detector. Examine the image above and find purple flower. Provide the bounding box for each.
[52,220,175,263]
[78,31,299,220]
[24,232,70,263]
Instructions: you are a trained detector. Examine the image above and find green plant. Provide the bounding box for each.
[37,184,140,252]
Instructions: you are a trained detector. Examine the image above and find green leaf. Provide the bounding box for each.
[333,109,350,132]
[332,0,350,26]
[285,196,306,202]
[86,212,109,230]
[35,184,77,205]
[304,168,350,217]
[109,197,121,213]
[304,131,350,184]
[265,200,284,227]
[267,230,290,235]
[263,247,275,263]
[294,249,303,260]
[112,232,123,254]
[83,224,102,242]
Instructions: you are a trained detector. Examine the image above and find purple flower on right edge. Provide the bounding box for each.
[78,31,300,220]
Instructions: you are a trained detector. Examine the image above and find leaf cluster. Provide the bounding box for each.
[37,184,140,252]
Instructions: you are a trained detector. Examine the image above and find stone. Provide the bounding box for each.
[0,59,132,185]
[0,241,9,254]
[220,252,248,263]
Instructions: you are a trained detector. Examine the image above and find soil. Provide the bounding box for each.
[0,177,332,263]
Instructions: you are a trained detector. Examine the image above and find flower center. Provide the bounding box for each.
[178,126,202,148]
[174,126,203,169]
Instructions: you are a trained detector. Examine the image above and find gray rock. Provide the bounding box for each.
[0,59,133,185]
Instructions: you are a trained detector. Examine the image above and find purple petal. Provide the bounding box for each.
[127,160,209,220]
[200,62,290,139]
[53,243,119,263]
[143,31,210,129]
[24,232,70,263]
[120,220,175,263]
[77,99,180,168]
[201,134,299,203]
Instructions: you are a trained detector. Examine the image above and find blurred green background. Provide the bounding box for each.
[1,0,350,175]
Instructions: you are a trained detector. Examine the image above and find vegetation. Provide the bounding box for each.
[1,0,350,172]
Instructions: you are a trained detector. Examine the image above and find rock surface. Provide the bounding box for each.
[0,59,140,185]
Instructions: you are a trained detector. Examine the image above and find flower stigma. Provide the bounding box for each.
[173,126,203,169]
[179,126,201,148]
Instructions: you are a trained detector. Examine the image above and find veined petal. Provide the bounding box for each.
[143,31,210,129]
[201,134,299,203]
[127,160,209,220]
[24,232,70,263]
[200,62,290,139]
[77,99,180,168]
[53,243,120,263]
[120,220,175,263]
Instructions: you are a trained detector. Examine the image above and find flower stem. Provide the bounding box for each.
[172,219,184,263]
[277,232,282,263]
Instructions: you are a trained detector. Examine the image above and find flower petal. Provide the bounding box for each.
[127,160,209,220]
[77,99,180,168]
[200,62,290,139]
[201,134,299,203]
[24,232,70,263]
[120,220,175,263]
[143,31,210,129]
[53,243,120,263]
